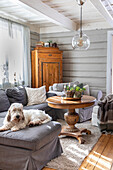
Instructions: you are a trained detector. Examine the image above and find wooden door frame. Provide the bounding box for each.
[107,31,113,94]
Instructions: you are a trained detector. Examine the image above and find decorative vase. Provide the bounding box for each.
[44,42,49,47]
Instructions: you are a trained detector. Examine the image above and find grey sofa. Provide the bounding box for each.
[49,82,103,122]
[0,86,63,170]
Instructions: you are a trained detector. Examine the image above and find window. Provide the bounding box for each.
[0,18,30,89]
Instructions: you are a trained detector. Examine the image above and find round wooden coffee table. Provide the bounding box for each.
[47,95,96,144]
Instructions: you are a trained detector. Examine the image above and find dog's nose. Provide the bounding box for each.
[16,115,20,119]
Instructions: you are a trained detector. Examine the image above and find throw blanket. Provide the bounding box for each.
[97,94,113,131]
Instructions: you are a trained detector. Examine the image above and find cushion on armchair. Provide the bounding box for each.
[83,84,90,95]
[53,81,79,92]
[53,83,67,92]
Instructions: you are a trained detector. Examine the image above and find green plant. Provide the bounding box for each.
[64,83,86,98]
[66,86,70,90]
[70,87,74,91]
[75,86,86,92]
[65,83,86,93]
[65,86,74,91]
[47,40,52,43]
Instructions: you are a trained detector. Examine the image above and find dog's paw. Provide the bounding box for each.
[28,120,42,127]
[0,127,5,131]
[28,121,35,127]
[38,120,42,125]
[0,126,9,131]
[11,127,19,132]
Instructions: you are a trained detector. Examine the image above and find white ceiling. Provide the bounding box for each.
[0,0,56,27]
[101,0,113,17]
[42,0,105,23]
[0,0,112,32]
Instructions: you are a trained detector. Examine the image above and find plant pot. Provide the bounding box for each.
[65,90,75,98]
[52,43,57,48]
[74,91,82,98]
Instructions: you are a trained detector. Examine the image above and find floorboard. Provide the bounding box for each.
[79,134,113,170]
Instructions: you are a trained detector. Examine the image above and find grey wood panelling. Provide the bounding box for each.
[63,57,106,64]
[58,42,107,50]
[30,31,40,51]
[63,50,107,58]
[40,29,108,95]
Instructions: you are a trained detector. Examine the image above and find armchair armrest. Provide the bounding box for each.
[49,86,53,91]
[46,92,57,98]
[90,90,103,101]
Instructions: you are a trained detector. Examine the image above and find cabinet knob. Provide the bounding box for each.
[48,54,52,56]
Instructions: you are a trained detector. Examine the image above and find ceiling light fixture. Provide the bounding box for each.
[72,0,90,50]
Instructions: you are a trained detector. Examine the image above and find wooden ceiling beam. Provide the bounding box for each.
[19,0,77,31]
[90,0,113,27]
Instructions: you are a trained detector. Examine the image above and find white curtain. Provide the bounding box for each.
[0,18,30,89]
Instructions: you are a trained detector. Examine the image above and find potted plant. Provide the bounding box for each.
[47,40,53,47]
[64,84,86,99]
[64,84,75,98]
[74,86,86,98]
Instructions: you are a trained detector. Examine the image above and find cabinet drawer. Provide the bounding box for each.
[39,53,62,59]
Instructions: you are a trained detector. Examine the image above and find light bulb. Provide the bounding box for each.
[72,33,90,50]
[77,38,83,47]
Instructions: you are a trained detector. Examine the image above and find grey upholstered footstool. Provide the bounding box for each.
[0,119,62,170]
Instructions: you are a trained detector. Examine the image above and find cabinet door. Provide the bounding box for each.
[42,62,60,91]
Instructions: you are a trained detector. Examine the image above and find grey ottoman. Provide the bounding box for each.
[0,119,63,170]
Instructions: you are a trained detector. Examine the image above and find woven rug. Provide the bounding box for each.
[46,120,101,170]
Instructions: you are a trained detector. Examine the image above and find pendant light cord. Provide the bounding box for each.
[80,5,82,38]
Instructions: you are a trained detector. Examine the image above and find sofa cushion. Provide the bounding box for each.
[6,86,28,106]
[0,119,61,151]
[0,89,10,113]
[24,102,50,112]
[0,111,7,118]
[25,86,46,106]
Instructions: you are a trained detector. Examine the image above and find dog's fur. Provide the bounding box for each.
[0,103,52,132]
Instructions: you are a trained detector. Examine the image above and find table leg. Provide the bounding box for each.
[60,109,91,144]
[64,109,79,131]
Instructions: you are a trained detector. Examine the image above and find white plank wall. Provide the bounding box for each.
[30,31,40,51]
[40,29,107,95]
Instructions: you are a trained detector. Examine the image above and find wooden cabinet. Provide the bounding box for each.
[31,47,62,91]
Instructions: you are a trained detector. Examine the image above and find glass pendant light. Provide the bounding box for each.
[72,0,90,50]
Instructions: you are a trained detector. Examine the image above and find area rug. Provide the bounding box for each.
[46,120,101,170]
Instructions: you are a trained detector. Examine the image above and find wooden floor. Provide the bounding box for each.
[79,134,113,170]
[43,134,113,170]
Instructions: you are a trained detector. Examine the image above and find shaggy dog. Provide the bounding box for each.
[0,103,52,132]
